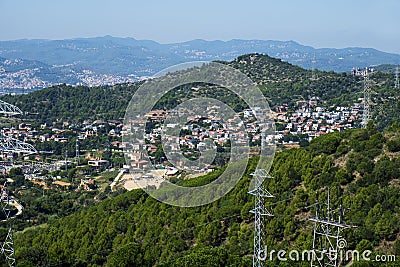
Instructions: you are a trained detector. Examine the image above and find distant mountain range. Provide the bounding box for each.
[1,36,400,92]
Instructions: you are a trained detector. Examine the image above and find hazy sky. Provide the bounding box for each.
[1,0,399,53]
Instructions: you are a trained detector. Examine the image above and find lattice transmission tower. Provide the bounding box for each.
[0,99,35,266]
[361,70,372,128]
[309,188,356,267]
[0,183,16,267]
[75,138,80,164]
[249,169,274,267]
[395,66,399,89]
[0,100,36,154]
[311,54,317,80]
[0,100,22,116]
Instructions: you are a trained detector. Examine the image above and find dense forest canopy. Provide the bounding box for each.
[12,123,400,266]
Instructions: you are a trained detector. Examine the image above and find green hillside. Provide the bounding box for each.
[13,123,400,266]
[229,54,360,106]
[2,53,399,129]
[1,83,139,124]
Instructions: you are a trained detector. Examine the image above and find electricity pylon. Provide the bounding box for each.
[0,100,34,267]
[311,55,317,80]
[0,101,22,116]
[0,183,16,267]
[249,169,274,267]
[361,71,371,128]
[75,138,80,164]
[0,100,36,154]
[309,188,356,267]
[0,136,37,154]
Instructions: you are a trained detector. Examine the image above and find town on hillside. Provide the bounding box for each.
[0,96,365,193]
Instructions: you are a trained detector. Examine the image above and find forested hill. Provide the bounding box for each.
[1,83,140,124]
[229,54,398,127]
[1,53,399,129]
[14,124,400,266]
